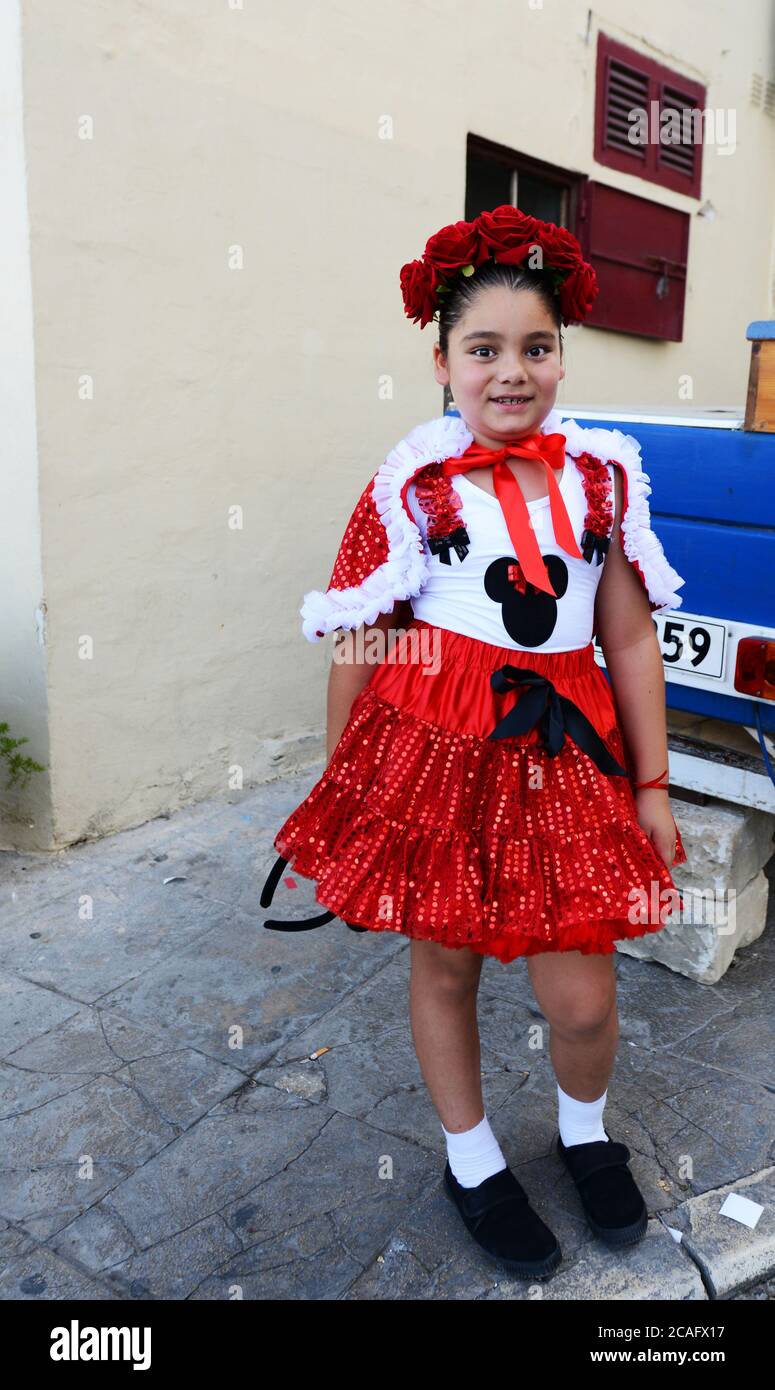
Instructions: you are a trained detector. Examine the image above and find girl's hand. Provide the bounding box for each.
[634,788,678,867]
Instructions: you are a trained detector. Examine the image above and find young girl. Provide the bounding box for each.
[262,206,688,1280]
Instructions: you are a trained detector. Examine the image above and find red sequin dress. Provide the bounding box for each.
[272,442,687,963]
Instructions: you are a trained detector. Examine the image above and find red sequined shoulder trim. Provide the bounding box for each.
[572,451,614,567]
[573,451,615,538]
[413,464,471,565]
[413,464,465,538]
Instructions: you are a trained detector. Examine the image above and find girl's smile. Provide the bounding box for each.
[490,396,534,413]
[433,283,565,448]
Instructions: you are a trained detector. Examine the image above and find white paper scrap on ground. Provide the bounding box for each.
[718,1193,764,1229]
[665,1225,683,1243]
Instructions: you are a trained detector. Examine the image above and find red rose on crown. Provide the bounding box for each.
[399,258,442,329]
[560,264,600,325]
[423,219,490,275]
[476,206,544,264]
[528,219,585,273]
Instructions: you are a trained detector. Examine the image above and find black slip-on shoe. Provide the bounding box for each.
[443,1160,562,1279]
[556,1128,648,1247]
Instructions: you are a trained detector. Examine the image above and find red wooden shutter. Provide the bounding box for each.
[601,56,650,169]
[578,181,690,341]
[595,32,706,198]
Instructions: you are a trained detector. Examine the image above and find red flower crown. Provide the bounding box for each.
[400,205,600,331]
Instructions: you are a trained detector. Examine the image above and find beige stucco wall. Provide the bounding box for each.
[1,0,774,849]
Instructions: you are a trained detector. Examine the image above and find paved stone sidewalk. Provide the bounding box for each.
[1,764,773,1300]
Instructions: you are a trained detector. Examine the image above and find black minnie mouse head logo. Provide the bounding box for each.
[484,555,568,647]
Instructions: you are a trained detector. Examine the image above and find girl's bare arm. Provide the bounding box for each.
[326,599,415,762]
[593,470,677,865]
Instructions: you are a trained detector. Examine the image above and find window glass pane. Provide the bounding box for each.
[515,174,565,224]
[465,159,512,220]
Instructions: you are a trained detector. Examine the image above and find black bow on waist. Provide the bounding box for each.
[487,666,628,777]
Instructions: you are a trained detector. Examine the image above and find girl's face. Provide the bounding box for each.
[433,284,565,448]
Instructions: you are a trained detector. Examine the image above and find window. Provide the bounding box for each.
[465,134,583,227]
[594,32,706,198]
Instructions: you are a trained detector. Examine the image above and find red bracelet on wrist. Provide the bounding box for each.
[634,768,670,790]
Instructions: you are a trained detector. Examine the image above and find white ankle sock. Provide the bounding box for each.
[442,1113,508,1188]
[557,1083,610,1146]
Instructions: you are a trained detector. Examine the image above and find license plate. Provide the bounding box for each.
[653,613,727,679]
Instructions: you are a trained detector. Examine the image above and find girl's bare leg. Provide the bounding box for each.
[526,949,618,1099]
[409,938,485,1131]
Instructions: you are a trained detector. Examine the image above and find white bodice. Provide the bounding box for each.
[406,456,614,652]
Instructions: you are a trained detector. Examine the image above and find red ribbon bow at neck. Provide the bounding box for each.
[442,431,582,597]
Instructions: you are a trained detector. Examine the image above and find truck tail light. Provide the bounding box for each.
[733,638,775,700]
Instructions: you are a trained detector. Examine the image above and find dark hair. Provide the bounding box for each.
[437,260,564,357]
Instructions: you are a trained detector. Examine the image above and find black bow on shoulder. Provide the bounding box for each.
[487,666,627,777]
[427,526,471,565]
[580,528,610,566]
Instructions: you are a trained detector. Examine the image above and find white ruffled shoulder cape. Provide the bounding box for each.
[301,410,685,641]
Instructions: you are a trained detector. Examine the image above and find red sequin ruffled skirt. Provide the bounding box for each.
[273,618,688,963]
